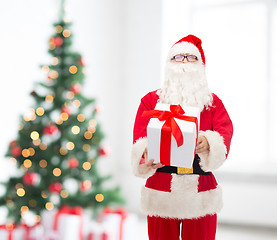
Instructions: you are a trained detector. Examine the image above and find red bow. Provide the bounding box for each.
[143,105,198,166]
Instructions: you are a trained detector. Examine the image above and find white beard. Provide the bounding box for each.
[157,61,213,111]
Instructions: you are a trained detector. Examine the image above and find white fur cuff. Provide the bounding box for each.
[198,130,227,171]
[131,137,156,178]
[141,175,223,219]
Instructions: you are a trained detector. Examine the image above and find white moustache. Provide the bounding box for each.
[158,61,212,110]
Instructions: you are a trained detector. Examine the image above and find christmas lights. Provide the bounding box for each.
[62,29,71,37]
[71,125,80,134]
[53,168,62,177]
[39,160,47,168]
[36,107,45,116]
[45,202,54,210]
[77,113,85,122]
[83,144,91,152]
[82,162,91,170]
[69,65,77,74]
[17,188,25,197]
[45,95,54,102]
[30,131,39,140]
[95,194,104,202]
[66,142,75,150]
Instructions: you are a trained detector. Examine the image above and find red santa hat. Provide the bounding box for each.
[167,34,205,65]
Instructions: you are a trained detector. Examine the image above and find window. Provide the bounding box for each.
[163,0,277,172]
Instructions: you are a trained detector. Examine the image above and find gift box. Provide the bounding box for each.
[0,224,42,240]
[87,221,110,240]
[41,205,83,240]
[98,208,139,240]
[0,224,23,240]
[145,103,200,168]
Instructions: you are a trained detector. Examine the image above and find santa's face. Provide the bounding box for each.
[157,52,212,110]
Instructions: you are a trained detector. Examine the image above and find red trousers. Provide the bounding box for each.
[147,214,217,240]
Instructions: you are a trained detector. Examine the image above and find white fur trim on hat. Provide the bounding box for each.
[131,137,156,179]
[167,42,203,64]
[141,174,223,219]
[198,130,227,171]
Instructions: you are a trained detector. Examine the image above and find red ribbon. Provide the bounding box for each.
[21,222,40,240]
[0,224,15,240]
[88,232,109,240]
[53,205,83,240]
[101,207,128,240]
[0,223,40,240]
[143,105,199,166]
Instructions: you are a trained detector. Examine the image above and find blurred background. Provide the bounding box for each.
[0,0,277,239]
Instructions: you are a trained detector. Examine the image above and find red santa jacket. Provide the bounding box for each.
[131,90,233,219]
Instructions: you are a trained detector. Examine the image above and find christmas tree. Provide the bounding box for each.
[0,1,124,225]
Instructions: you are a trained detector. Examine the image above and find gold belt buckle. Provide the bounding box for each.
[177,167,193,174]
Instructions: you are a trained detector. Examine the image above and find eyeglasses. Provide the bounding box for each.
[171,54,198,63]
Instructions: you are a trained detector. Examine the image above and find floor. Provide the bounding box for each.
[137,218,277,240]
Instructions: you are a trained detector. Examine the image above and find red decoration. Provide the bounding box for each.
[70,84,82,94]
[78,58,85,66]
[94,106,101,113]
[54,37,63,47]
[43,125,58,135]
[10,146,22,157]
[61,106,71,116]
[48,182,63,193]
[99,147,109,156]
[142,105,198,166]
[67,158,79,169]
[80,180,91,192]
[23,172,39,186]
[10,140,17,147]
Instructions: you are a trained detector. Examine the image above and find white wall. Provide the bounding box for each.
[0,0,163,215]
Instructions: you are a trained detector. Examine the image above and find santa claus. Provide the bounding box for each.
[131,35,233,240]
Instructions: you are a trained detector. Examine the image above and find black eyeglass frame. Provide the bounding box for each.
[171,55,198,62]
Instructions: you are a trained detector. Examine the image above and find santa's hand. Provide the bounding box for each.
[143,149,164,169]
[195,135,210,154]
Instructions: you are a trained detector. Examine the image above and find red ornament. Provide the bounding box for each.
[80,180,91,192]
[23,172,39,186]
[69,84,82,95]
[61,107,71,116]
[78,58,85,66]
[67,158,79,169]
[94,106,101,113]
[54,37,63,47]
[48,182,63,193]
[43,125,59,135]
[99,147,109,156]
[9,140,17,147]
[10,146,22,157]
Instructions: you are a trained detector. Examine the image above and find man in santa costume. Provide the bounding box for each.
[131,35,233,240]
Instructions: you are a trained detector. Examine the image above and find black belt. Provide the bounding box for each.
[156,155,211,175]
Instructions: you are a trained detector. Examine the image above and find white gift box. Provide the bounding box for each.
[147,103,200,168]
[0,225,43,240]
[41,208,83,240]
[87,221,111,240]
[0,227,24,240]
[99,213,139,240]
